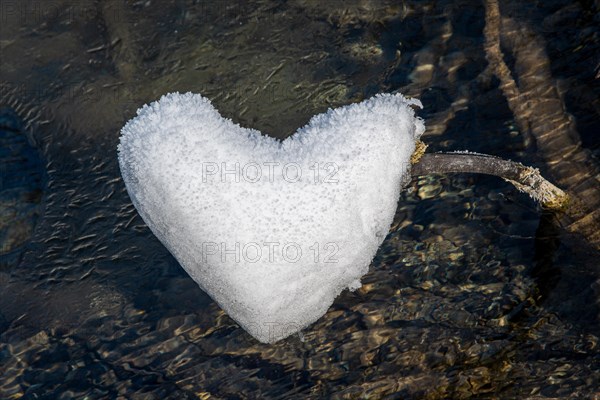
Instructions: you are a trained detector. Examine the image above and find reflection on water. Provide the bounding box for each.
[1,0,599,398]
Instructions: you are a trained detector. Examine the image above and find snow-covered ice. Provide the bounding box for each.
[118,92,424,343]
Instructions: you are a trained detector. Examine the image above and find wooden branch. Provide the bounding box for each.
[411,152,569,210]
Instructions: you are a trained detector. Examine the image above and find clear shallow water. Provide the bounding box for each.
[1,0,599,398]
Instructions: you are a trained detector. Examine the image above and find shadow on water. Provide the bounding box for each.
[0,108,46,267]
[1,0,599,398]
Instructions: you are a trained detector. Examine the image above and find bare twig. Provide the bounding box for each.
[411,152,569,211]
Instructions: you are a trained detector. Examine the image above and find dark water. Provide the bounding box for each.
[1,0,599,398]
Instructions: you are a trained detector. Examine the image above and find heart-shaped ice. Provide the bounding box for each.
[118,92,424,343]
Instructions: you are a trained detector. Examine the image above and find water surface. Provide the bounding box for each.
[1,0,599,398]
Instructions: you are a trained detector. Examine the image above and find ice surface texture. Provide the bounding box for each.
[118,92,424,343]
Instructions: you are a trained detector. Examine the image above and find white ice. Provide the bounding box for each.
[118,92,424,343]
